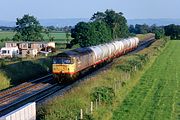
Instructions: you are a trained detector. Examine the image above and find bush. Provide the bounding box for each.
[116,64,132,72]
[90,86,115,104]
[0,61,6,68]
[83,113,94,120]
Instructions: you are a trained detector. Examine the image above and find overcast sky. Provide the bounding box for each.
[0,0,179,21]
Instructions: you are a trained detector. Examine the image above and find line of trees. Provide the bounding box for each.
[70,9,129,47]
[164,24,180,39]
[129,24,180,40]
[129,24,165,39]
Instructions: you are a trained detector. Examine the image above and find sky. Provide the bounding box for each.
[0,0,179,21]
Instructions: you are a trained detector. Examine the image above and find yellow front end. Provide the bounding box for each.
[52,64,76,75]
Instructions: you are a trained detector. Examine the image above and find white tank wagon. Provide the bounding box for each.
[88,37,139,64]
[105,43,116,57]
[113,41,124,54]
[134,37,140,46]
[98,44,109,59]
[121,39,130,51]
[0,102,36,120]
[89,46,104,63]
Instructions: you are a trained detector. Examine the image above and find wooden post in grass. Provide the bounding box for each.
[96,99,98,109]
[98,94,101,105]
[86,108,88,114]
[114,84,116,93]
[80,109,83,119]
[90,101,93,114]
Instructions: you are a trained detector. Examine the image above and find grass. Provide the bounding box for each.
[0,31,72,42]
[136,33,155,41]
[37,37,168,120]
[0,58,52,91]
[42,32,72,42]
[0,31,15,39]
[112,40,179,120]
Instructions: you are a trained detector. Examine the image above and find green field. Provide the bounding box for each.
[0,31,15,39]
[0,31,72,41]
[113,40,180,120]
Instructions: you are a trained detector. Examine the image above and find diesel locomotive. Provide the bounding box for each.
[52,37,139,82]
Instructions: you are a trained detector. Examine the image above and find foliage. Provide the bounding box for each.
[13,14,44,41]
[65,31,71,44]
[164,24,180,39]
[116,64,132,72]
[134,24,149,34]
[91,9,129,39]
[0,58,52,90]
[90,86,115,104]
[45,26,73,32]
[151,25,165,39]
[0,61,6,68]
[71,9,129,47]
[83,113,95,120]
[129,24,165,39]
[71,21,112,47]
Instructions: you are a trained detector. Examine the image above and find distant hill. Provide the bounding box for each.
[39,18,89,27]
[127,19,180,26]
[0,18,180,27]
[0,20,16,27]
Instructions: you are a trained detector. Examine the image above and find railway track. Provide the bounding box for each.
[0,37,155,117]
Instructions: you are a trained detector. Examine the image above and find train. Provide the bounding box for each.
[52,37,139,82]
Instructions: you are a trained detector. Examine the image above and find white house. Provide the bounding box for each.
[0,47,19,58]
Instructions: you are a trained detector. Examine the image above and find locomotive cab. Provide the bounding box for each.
[53,57,75,75]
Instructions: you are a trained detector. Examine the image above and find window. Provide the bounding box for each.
[53,58,72,64]
[28,43,31,48]
[2,50,6,54]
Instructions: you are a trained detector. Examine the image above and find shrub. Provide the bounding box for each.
[116,64,132,72]
[0,61,6,68]
[83,113,94,120]
[90,86,115,104]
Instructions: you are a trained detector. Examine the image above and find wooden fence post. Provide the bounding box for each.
[90,101,93,114]
[96,99,98,109]
[80,109,83,119]
[98,94,101,105]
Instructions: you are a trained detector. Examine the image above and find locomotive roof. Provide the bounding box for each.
[56,47,93,58]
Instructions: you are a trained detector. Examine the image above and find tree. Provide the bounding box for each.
[151,26,165,39]
[135,24,149,34]
[13,14,43,41]
[164,24,180,39]
[65,31,71,44]
[129,25,135,33]
[71,22,90,47]
[71,21,112,47]
[71,9,129,47]
[91,9,129,39]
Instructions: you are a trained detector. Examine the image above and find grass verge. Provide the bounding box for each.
[0,58,52,91]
